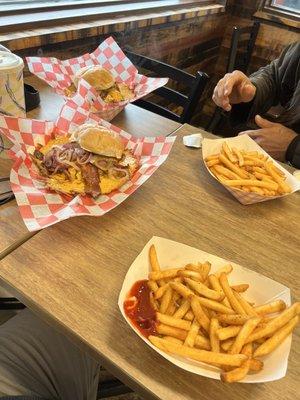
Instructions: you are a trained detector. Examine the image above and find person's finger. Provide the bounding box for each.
[238,130,260,137]
[238,82,256,103]
[212,79,231,111]
[255,114,276,129]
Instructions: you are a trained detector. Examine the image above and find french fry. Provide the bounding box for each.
[221,338,234,351]
[207,159,220,167]
[184,278,224,301]
[214,264,233,278]
[156,323,187,341]
[217,326,242,341]
[229,317,261,354]
[210,318,220,353]
[198,262,211,281]
[254,316,299,357]
[185,263,203,273]
[221,343,252,383]
[195,295,235,315]
[149,245,160,271]
[219,273,246,315]
[225,179,278,191]
[154,283,169,299]
[178,269,204,282]
[190,295,211,332]
[222,142,237,163]
[264,162,291,194]
[194,335,211,350]
[208,274,232,309]
[184,320,200,347]
[156,324,210,350]
[160,287,173,313]
[170,282,194,298]
[184,310,195,321]
[254,300,286,315]
[163,336,183,345]
[205,154,219,162]
[214,164,240,180]
[173,299,191,319]
[149,336,247,367]
[231,284,249,293]
[233,290,258,317]
[147,280,159,293]
[246,302,300,344]
[156,312,191,331]
[216,314,251,326]
[149,291,159,311]
[249,186,265,195]
[232,147,244,167]
[149,268,180,281]
[219,154,249,179]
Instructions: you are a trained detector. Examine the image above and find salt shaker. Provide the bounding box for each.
[0,50,26,117]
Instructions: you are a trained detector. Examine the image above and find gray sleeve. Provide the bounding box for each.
[230,42,299,126]
[286,136,300,168]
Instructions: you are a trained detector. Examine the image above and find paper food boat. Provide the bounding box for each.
[118,236,292,383]
[27,36,168,121]
[0,103,175,231]
[202,135,300,205]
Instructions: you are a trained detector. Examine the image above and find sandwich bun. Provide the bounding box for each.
[71,123,125,159]
[73,66,115,91]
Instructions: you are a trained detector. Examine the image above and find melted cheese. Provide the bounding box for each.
[40,136,70,155]
[100,176,128,194]
[47,168,85,195]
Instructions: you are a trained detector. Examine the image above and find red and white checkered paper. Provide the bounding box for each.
[202,135,300,205]
[0,104,176,231]
[26,36,168,121]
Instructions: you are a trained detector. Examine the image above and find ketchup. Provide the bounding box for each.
[124,279,157,338]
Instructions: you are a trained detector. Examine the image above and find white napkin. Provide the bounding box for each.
[183,133,203,148]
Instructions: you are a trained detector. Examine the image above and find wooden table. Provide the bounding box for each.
[0,76,181,258]
[0,124,299,400]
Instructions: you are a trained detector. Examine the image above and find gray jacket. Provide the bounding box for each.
[231,41,300,168]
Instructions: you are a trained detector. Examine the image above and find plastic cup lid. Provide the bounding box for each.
[0,51,23,70]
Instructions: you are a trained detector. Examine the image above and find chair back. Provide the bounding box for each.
[125,51,209,124]
[227,21,260,73]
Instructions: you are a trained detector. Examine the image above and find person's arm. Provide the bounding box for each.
[286,136,300,168]
[231,42,300,126]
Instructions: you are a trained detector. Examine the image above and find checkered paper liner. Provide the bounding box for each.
[26,36,168,121]
[0,106,176,232]
[202,135,300,205]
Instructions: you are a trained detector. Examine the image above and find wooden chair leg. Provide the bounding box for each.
[97,379,133,399]
[206,108,222,133]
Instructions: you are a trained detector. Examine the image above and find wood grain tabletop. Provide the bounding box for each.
[0,76,180,258]
[0,124,299,400]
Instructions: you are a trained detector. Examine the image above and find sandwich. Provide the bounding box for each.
[31,123,138,198]
[65,65,135,102]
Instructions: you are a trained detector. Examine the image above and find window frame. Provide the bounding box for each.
[262,0,300,20]
[0,0,224,32]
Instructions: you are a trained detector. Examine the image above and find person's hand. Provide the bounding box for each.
[238,115,297,161]
[212,70,256,112]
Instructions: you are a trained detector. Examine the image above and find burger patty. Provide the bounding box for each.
[80,163,100,197]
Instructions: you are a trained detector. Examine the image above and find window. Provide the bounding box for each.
[263,0,300,18]
[0,0,222,31]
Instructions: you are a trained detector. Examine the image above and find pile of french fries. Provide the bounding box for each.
[204,141,292,196]
[147,245,299,383]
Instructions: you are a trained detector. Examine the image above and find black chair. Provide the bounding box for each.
[206,21,260,133]
[0,297,25,310]
[125,50,209,124]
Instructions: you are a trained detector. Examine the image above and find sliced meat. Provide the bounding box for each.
[80,163,100,197]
